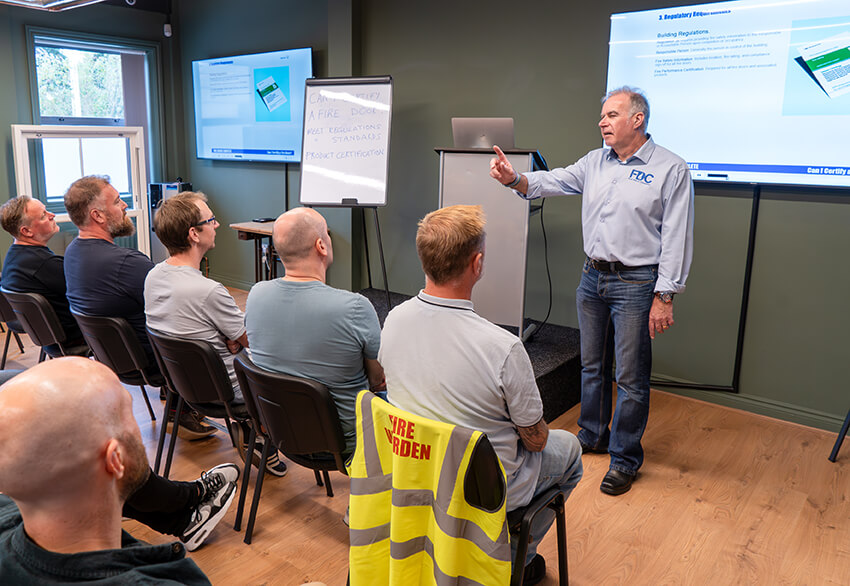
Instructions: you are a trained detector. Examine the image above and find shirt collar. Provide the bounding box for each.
[416,290,475,311]
[606,134,656,164]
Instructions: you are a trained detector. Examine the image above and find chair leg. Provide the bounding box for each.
[138,385,156,422]
[323,470,333,498]
[245,434,273,544]
[234,426,257,532]
[511,515,533,586]
[154,388,175,475]
[13,332,24,354]
[38,347,46,363]
[554,495,568,586]
[828,407,850,462]
[1,330,11,369]
[162,395,184,479]
[314,470,323,487]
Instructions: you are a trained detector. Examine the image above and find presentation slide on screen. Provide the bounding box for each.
[608,0,850,187]
[192,49,311,162]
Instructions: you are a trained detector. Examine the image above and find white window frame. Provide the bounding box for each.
[11,124,151,256]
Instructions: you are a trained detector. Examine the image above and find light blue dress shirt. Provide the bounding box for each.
[521,136,694,293]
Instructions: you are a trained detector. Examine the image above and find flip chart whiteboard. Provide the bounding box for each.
[299,76,392,206]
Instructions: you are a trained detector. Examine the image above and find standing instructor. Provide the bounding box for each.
[490,86,694,495]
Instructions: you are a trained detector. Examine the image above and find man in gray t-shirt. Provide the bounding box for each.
[379,205,582,580]
[245,208,385,457]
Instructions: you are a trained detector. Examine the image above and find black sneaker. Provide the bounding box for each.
[241,435,288,477]
[180,463,239,551]
[166,409,217,440]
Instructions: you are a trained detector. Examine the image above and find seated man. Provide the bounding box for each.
[379,205,583,585]
[245,207,385,458]
[0,195,84,346]
[144,191,285,476]
[0,358,228,583]
[62,175,214,439]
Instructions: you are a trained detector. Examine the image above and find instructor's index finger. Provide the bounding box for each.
[493,145,508,162]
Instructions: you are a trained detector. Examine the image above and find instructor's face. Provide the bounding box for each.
[599,94,641,154]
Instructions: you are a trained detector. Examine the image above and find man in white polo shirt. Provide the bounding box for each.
[379,205,582,585]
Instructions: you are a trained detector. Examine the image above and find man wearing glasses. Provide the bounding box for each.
[143,192,288,477]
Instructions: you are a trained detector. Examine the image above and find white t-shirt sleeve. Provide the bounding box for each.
[203,283,246,341]
[500,341,544,428]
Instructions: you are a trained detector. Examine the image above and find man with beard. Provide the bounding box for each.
[63,176,215,439]
[0,358,212,583]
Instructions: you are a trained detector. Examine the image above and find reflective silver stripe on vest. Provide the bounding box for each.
[349,523,391,547]
[360,391,384,478]
[392,487,510,562]
[391,536,489,586]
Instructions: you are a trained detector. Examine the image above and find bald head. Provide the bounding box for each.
[272,207,331,265]
[0,358,146,503]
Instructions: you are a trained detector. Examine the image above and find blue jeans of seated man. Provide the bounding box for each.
[511,429,583,568]
[575,260,657,476]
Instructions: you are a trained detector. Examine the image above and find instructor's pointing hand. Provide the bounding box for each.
[490,145,516,185]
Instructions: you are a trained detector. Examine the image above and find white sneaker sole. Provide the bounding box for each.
[182,482,237,552]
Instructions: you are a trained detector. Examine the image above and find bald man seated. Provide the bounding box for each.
[0,359,232,583]
[244,207,385,458]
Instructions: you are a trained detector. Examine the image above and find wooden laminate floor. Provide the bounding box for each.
[2,290,848,585]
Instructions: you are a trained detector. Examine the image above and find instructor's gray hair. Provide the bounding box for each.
[604,86,649,132]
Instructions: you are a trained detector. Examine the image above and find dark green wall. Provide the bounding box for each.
[0,0,846,430]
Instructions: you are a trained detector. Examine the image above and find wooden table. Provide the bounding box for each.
[230,221,278,282]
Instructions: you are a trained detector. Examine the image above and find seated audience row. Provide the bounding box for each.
[0,174,582,584]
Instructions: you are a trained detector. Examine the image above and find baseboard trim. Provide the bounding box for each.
[653,384,845,432]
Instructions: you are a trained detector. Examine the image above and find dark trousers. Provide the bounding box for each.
[123,468,199,536]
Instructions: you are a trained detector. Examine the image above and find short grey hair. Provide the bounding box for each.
[604,86,649,132]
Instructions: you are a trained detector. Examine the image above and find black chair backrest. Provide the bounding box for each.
[73,311,153,379]
[464,434,507,513]
[146,326,235,406]
[1,288,66,347]
[0,289,25,334]
[234,351,347,468]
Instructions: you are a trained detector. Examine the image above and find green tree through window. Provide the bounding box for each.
[35,46,124,119]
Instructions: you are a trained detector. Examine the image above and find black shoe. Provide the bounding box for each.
[600,469,635,495]
[522,553,546,586]
[580,442,608,454]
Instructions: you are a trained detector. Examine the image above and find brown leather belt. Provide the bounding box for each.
[587,258,645,272]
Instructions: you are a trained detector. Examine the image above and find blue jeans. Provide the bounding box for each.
[575,260,657,476]
[511,429,583,567]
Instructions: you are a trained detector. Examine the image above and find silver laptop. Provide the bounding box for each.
[451,117,515,149]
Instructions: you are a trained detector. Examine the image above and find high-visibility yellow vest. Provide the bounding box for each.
[347,390,511,586]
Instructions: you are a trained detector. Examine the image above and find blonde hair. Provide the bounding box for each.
[416,205,485,284]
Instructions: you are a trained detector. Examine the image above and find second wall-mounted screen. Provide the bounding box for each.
[608,0,850,188]
[192,47,312,163]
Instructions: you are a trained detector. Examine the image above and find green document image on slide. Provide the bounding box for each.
[783,16,850,115]
[254,66,291,122]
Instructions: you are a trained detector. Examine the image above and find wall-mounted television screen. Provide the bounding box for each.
[607,0,850,188]
[192,47,312,163]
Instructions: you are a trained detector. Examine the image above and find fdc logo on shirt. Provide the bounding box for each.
[629,169,654,184]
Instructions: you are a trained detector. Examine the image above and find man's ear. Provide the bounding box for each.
[90,207,105,225]
[18,224,33,238]
[633,112,644,129]
[104,438,126,480]
[473,251,484,277]
[315,236,328,257]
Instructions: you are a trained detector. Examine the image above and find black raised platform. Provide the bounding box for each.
[359,288,581,423]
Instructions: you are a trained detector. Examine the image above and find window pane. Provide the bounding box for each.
[35,46,124,119]
[42,138,82,201]
[81,137,131,197]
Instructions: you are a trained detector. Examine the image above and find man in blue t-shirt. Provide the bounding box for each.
[245,207,385,457]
